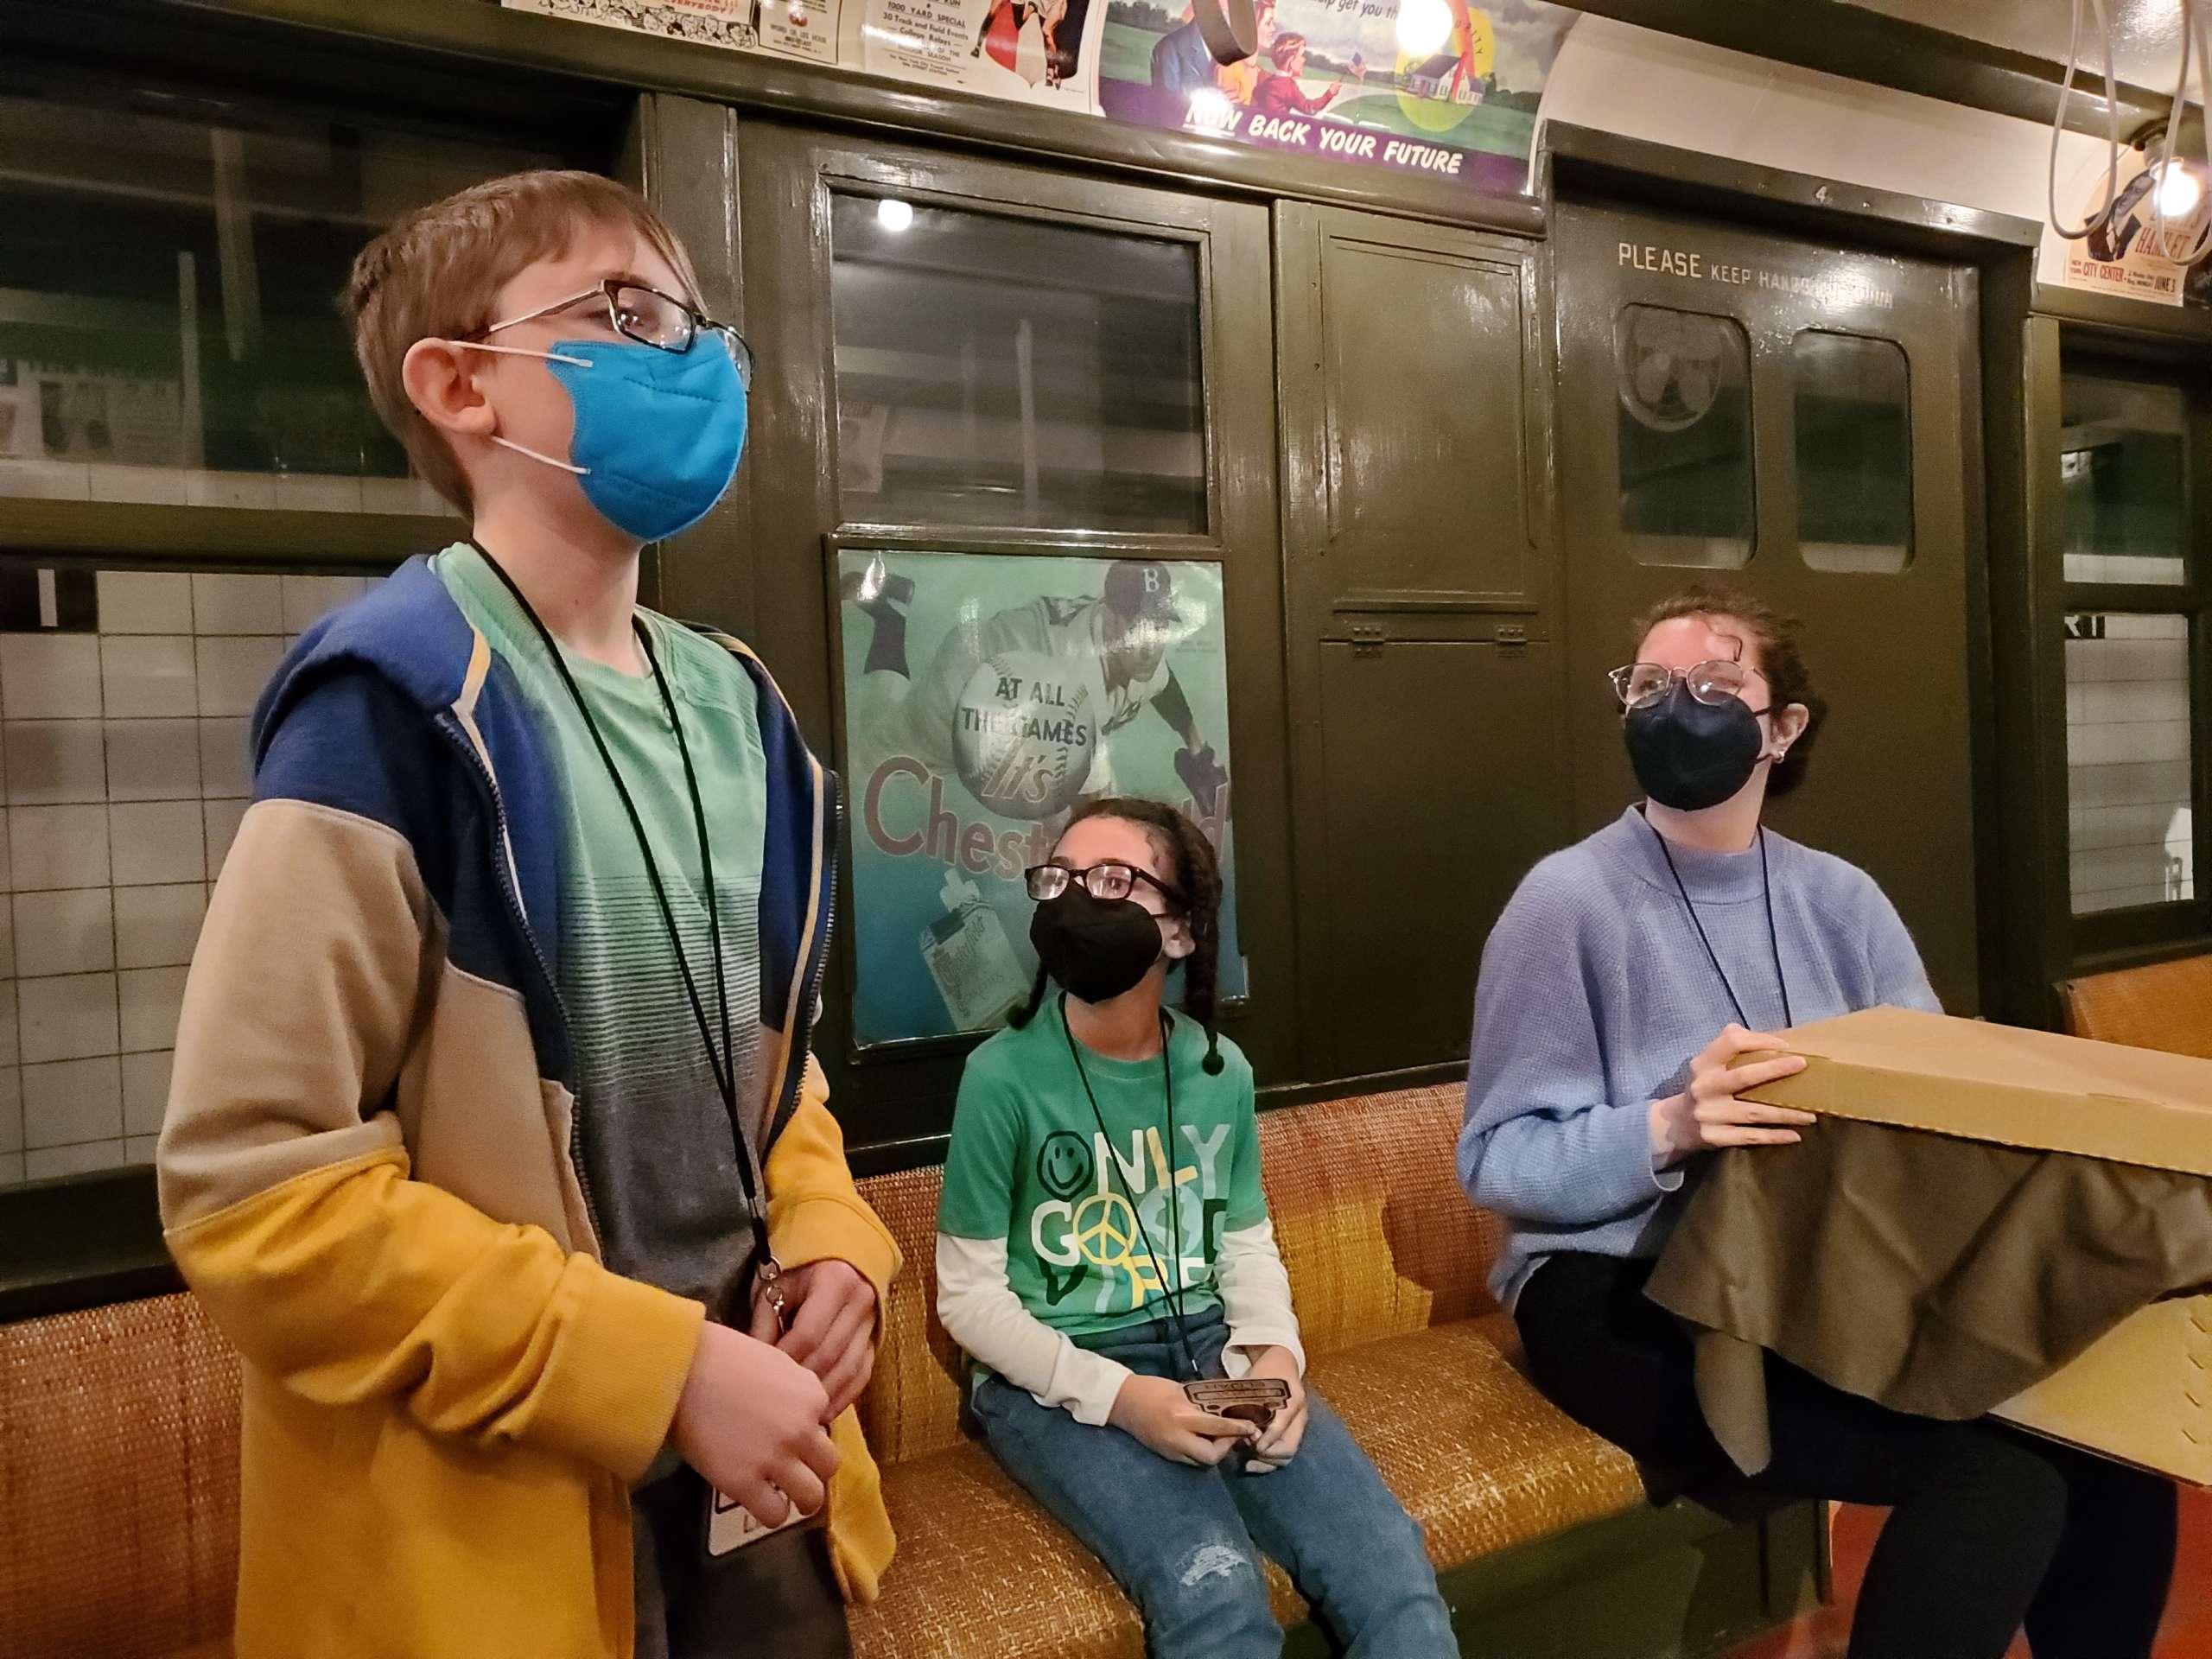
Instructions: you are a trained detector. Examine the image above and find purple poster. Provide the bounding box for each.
[1098,0,1577,195]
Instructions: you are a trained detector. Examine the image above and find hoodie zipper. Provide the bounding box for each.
[437,717,605,1245]
[768,771,842,1148]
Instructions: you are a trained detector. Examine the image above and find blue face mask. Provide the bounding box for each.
[478,334,748,543]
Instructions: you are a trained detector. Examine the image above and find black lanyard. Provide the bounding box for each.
[1061,996,1202,1381]
[1643,811,1794,1032]
[473,544,771,1266]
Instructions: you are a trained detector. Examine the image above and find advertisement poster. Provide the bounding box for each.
[502,0,844,63]
[762,0,843,61]
[1097,0,1577,194]
[503,0,1571,194]
[2051,144,2212,308]
[837,550,1243,1048]
[855,0,1110,109]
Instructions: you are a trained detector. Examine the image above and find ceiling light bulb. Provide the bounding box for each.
[1396,0,1452,59]
[2158,162,2202,219]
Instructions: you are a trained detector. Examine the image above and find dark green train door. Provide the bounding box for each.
[1274,203,1566,1081]
[1553,199,1984,1014]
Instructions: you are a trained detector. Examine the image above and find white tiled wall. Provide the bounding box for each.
[2065,613,2196,916]
[0,569,372,1186]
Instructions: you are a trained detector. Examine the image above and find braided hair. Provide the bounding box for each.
[1007,795,1228,1075]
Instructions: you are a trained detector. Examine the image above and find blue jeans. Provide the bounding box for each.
[969,1306,1457,1659]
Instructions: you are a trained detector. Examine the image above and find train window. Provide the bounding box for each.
[828,193,1206,534]
[2063,612,2194,914]
[1793,331,1911,574]
[0,90,559,519]
[0,565,385,1187]
[2059,375,2187,587]
[1614,304,1754,569]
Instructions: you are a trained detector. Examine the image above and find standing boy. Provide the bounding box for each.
[157,171,898,1659]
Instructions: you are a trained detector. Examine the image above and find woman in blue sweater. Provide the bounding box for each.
[1459,582,2176,1659]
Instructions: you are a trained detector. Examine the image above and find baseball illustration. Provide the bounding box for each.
[950,650,1098,819]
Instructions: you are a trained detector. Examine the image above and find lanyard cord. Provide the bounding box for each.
[472,545,763,1230]
[1059,996,1201,1382]
[1644,813,1794,1032]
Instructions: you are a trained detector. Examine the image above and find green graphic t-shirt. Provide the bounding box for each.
[938,997,1268,1343]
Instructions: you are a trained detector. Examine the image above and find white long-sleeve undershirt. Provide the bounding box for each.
[936,1217,1306,1426]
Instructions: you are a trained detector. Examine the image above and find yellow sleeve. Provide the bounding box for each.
[763,1052,903,1304]
[159,791,703,1483]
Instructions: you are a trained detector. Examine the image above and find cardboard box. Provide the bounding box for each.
[1745,1006,2212,1485]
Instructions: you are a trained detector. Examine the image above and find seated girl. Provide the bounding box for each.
[1459,581,2177,1659]
[938,796,1456,1659]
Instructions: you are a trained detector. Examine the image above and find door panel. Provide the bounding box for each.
[1554,200,1982,1014]
[1276,202,1565,1079]
[1278,203,1549,643]
[1316,640,1568,1079]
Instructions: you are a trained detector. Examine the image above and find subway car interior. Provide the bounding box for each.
[8,1,2212,1656]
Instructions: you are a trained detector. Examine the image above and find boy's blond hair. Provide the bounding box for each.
[345,170,703,511]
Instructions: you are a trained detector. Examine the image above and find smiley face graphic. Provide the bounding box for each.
[1036,1130,1093,1201]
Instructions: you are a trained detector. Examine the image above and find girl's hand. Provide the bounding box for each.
[1648,1024,1815,1169]
[1241,1346,1307,1474]
[1109,1374,1257,1466]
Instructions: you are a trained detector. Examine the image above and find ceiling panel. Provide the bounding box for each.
[1847,0,2186,100]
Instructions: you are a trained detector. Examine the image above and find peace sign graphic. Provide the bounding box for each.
[1071,1192,1160,1306]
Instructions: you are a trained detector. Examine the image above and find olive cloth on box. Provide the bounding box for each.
[1643,1117,2212,1477]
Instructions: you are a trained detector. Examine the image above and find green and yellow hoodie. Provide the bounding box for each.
[156,555,898,1659]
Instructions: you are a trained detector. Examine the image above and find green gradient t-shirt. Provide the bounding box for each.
[435,543,768,1319]
[938,997,1268,1343]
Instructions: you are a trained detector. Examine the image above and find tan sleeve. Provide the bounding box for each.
[159,798,703,1479]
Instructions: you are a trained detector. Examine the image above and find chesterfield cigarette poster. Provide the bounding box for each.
[837,550,1243,1048]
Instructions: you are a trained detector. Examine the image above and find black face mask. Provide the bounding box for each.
[1030,888,1165,1005]
[1624,681,1766,811]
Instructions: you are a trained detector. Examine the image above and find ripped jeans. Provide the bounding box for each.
[968,1306,1457,1659]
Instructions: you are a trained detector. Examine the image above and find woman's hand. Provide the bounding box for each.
[1648,1023,1815,1169]
[1241,1346,1308,1475]
[1109,1374,1257,1466]
[750,1259,878,1422]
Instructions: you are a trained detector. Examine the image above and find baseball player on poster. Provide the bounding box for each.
[842,555,1230,821]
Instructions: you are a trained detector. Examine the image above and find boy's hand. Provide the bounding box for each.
[671,1322,839,1531]
[1240,1346,1308,1474]
[750,1259,879,1421]
[1109,1373,1257,1466]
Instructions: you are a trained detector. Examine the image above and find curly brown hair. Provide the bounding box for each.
[1633,582,1827,799]
[1007,795,1226,1074]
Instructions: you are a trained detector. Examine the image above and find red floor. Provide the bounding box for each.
[1730,1487,2212,1659]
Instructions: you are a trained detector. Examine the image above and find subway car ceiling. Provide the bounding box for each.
[0,0,2208,1259]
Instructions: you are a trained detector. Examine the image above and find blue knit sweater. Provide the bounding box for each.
[1458,805,1940,1308]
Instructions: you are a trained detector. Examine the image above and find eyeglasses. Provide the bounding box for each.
[480,278,754,387]
[1026,861,1186,907]
[1607,658,1764,710]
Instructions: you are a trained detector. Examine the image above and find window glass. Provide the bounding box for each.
[2064,612,2195,914]
[0,564,384,1189]
[1794,331,1911,574]
[2060,374,2187,586]
[829,193,1205,534]
[0,92,564,519]
[1615,304,1753,569]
